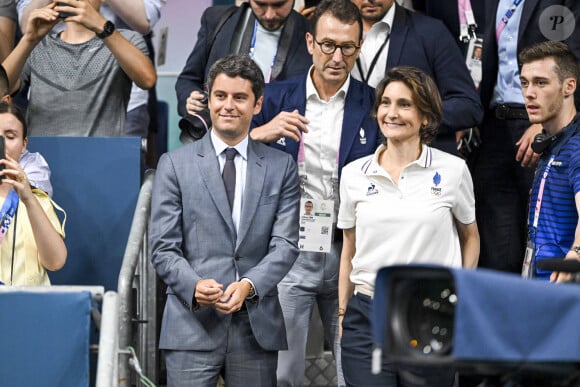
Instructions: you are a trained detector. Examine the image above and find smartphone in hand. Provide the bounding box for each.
[56,2,74,18]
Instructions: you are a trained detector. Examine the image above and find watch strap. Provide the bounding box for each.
[97,20,115,39]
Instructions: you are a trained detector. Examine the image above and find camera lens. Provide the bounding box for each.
[389,269,456,361]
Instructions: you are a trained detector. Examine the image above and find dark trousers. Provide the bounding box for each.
[341,293,456,387]
[472,113,535,273]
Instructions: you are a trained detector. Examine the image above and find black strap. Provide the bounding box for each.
[270,14,297,81]
[356,31,391,85]
[238,11,256,55]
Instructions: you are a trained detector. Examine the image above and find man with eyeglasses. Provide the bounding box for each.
[251,1,380,385]
[350,0,482,155]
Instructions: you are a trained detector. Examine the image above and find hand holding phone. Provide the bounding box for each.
[56,2,74,19]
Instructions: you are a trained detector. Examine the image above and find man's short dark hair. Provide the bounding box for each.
[519,41,579,83]
[207,54,265,103]
[310,0,363,42]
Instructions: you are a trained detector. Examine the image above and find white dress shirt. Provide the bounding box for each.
[210,130,248,233]
[302,70,349,208]
[352,4,395,88]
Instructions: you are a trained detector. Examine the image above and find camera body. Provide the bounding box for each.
[179,91,211,143]
[179,110,211,143]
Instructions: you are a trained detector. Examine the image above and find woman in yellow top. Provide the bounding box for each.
[0,102,66,285]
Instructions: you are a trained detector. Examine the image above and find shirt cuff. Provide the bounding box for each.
[240,277,257,299]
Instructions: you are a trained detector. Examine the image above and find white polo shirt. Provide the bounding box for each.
[337,144,475,295]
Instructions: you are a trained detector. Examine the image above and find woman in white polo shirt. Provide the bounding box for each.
[337,66,479,386]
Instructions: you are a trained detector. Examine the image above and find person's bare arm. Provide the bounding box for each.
[456,220,480,269]
[56,0,156,89]
[1,156,66,271]
[17,0,51,33]
[338,227,356,338]
[515,123,543,167]
[0,15,16,63]
[2,3,58,94]
[104,0,149,34]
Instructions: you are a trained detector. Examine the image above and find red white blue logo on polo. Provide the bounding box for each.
[431,172,442,196]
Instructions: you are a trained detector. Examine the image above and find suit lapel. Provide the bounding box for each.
[195,135,237,237]
[271,13,298,80]
[386,4,409,69]
[236,140,265,250]
[339,81,366,170]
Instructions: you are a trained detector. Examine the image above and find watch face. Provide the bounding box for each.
[98,21,115,38]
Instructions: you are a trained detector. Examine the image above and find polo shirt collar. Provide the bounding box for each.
[364,144,432,176]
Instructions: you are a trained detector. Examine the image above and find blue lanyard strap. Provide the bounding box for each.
[0,189,19,245]
[249,19,278,82]
[496,0,524,41]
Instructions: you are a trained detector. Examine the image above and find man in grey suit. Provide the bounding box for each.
[150,54,300,386]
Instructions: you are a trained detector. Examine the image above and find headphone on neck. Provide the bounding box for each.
[531,113,580,154]
[531,131,562,154]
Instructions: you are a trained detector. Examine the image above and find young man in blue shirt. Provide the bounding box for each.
[519,41,580,282]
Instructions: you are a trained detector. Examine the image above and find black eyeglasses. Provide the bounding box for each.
[314,38,360,57]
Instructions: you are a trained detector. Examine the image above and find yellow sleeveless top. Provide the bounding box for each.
[0,189,66,286]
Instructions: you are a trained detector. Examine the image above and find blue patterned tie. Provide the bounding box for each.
[222,148,237,212]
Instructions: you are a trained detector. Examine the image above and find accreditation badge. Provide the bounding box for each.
[298,198,334,253]
[465,37,483,89]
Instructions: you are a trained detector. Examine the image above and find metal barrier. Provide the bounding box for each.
[117,169,157,387]
[96,291,120,387]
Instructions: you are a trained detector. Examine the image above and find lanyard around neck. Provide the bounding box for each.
[356,29,391,85]
[531,155,555,232]
[249,19,278,82]
[496,0,524,41]
[458,0,478,42]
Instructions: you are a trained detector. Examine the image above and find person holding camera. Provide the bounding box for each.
[175,0,312,142]
[1,0,156,137]
[519,41,580,283]
[0,102,66,286]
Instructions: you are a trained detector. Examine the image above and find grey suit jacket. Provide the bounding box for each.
[150,133,300,351]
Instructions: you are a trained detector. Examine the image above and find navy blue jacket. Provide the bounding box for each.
[252,74,381,177]
[175,4,312,117]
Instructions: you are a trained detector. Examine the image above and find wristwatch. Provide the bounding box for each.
[570,246,580,255]
[247,283,255,299]
[97,20,115,39]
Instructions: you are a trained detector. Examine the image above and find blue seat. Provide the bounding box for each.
[27,137,142,291]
